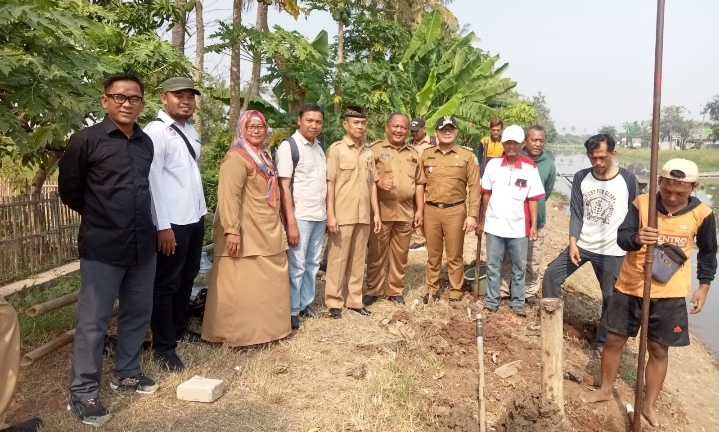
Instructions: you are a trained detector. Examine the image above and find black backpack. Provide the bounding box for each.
[272,136,324,193]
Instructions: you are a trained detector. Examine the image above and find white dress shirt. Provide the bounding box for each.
[145,110,207,230]
[275,131,327,221]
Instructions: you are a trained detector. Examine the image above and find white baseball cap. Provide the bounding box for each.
[661,158,699,183]
[501,124,525,143]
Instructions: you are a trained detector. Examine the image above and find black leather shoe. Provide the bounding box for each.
[179,330,205,344]
[291,315,301,330]
[362,295,378,306]
[154,352,184,372]
[348,307,372,316]
[422,293,440,304]
[388,295,405,305]
[299,306,319,318]
[328,308,342,319]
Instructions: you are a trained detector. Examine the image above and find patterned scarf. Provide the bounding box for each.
[228,110,278,207]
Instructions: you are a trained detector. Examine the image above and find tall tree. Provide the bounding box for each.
[241,1,270,113]
[192,0,205,135]
[598,125,618,138]
[171,0,188,53]
[228,0,243,136]
[531,92,557,142]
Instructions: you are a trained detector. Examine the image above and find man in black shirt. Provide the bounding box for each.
[59,73,159,427]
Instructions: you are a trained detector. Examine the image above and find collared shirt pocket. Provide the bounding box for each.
[447,158,466,180]
[340,162,356,181]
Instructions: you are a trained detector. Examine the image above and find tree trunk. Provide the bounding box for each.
[241,1,269,113]
[192,0,205,138]
[29,149,63,199]
[172,0,187,53]
[333,19,344,116]
[228,0,243,137]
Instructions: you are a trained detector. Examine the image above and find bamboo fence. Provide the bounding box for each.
[0,189,80,285]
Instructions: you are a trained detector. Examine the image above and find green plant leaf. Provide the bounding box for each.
[437,32,475,74]
[426,93,463,130]
[399,10,441,65]
[415,67,437,117]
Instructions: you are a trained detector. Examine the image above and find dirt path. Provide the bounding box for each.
[6,197,719,431]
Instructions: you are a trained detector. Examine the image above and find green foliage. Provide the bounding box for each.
[499,101,538,130]
[598,125,618,139]
[0,0,191,176]
[531,93,557,142]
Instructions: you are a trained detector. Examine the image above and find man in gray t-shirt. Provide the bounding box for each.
[541,134,639,354]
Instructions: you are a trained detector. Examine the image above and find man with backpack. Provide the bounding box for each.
[275,104,327,330]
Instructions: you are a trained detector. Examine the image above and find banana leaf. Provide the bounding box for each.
[415,67,437,117]
[399,10,441,66]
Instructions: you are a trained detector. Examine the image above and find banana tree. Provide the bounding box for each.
[395,11,516,136]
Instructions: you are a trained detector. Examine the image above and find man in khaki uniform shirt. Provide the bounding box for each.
[364,113,426,306]
[408,117,435,250]
[420,116,480,302]
[325,106,382,319]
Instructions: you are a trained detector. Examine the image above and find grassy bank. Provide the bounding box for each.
[614,147,719,172]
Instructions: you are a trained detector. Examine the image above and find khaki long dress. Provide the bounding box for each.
[201,151,291,347]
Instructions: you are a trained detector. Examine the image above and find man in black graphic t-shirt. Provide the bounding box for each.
[540,134,639,354]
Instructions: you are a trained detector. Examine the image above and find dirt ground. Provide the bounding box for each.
[6,197,719,431]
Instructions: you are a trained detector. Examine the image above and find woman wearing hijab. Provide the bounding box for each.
[201,111,291,346]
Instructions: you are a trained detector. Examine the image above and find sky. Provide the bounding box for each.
[185,0,719,133]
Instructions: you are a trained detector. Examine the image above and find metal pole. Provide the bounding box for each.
[474,140,489,295]
[476,313,486,432]
[633,0,665,430]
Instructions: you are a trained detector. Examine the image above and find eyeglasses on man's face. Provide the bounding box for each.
[105,93,144,106]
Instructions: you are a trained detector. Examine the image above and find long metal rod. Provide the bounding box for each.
[476,313,486,432]
[633,0,665,430]
[474,140,489,295]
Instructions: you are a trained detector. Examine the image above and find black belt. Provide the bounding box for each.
[426,200,465,209]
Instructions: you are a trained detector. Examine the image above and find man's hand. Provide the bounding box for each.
[475,220,484,236]
[529,226,538,241]
[287,222,300,247]
[463,216,477,234]
[690,284,710,314]
[327,215,339,233]
[373,213,382,234]
[414,210,424,228]
[377,173,394,191]
[637,226,659,246]
[157,229,176,256]
[569,243,581,266]
[225,233,241,256]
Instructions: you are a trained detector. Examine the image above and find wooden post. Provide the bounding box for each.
[540,298,564,417]
[474,140,489,296]
[476,313,486,432]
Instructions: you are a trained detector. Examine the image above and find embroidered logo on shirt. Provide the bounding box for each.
[673,325,682,333]
[381,153,390,158]
[167,126,178,137]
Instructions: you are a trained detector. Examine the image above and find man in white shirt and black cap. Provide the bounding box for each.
[145,77,207,372]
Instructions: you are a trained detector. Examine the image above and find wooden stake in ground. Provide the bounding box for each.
[633,1,666,430]
[476,313,486,432]
[474,140,489,296]
[540,298,564,417]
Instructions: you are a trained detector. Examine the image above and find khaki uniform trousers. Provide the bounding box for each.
[412,224,426,244]
[0,298,20,429]
[500,227,545,297]
[424,204,466,299]
[325,224,370,309]
[366,221,413,297]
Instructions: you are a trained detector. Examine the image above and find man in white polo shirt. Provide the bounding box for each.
[275,103,327,330]
[145,77,207,372]
[477,125,545,317]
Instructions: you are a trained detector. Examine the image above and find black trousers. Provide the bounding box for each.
[150,217,204,356]
[541,246,624,348]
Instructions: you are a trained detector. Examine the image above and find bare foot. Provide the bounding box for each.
[580,388,613,404]
[642,405,664,427]
[627,407,663,428]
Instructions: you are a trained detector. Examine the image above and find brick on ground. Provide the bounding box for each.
[177,376,225,403]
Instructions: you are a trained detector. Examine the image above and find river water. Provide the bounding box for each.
[548,151,719,357]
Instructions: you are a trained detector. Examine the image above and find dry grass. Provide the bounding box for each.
[8,196,719,431]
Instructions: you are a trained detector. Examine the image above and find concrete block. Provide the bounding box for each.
[177,376,225,403]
